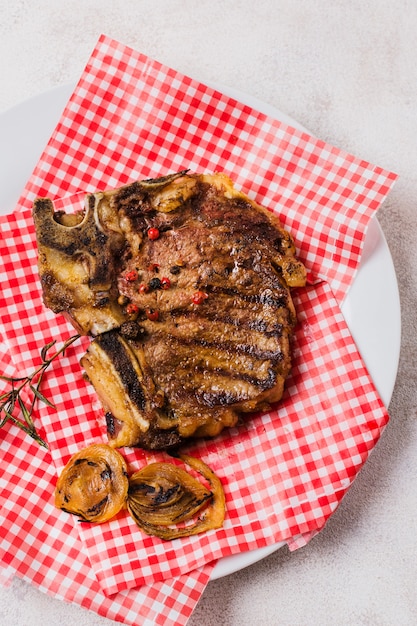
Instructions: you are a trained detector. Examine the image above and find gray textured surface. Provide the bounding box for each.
[1,1,416,624]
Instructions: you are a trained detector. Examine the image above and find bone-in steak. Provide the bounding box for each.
[33,172,306,449]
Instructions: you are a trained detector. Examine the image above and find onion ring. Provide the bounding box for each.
[55,443,129,523]
[127,454,225,539]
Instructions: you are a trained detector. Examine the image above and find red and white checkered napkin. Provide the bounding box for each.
[0,347,215,626]
[0,33,397,619]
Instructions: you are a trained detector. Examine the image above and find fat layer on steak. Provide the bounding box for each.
[33,172,306,449]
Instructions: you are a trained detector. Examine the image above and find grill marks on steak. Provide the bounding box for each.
[137,278,292,438]
[33,172,306,449]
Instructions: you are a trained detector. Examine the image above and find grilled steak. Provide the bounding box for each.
[33,172,306,449]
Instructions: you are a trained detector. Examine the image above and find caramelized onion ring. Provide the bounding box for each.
[127,454,225,539]
[55,444,129,523]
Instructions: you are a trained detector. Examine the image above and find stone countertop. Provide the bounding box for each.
[0,1,416,624]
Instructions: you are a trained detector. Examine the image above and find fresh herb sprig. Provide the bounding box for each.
[0,334,80,448]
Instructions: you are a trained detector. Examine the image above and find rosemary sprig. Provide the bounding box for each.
[0,334,80,448]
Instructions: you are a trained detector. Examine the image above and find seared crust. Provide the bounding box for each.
[33,172,306,449]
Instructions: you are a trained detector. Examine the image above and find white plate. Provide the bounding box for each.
[0,84,401,581]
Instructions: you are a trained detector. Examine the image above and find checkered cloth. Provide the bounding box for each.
[0,35,397,623]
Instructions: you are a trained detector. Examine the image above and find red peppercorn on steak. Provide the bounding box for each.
[33,171,306,449]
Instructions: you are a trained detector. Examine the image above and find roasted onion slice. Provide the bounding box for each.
[55,444,129,523]
[127,454,225,539]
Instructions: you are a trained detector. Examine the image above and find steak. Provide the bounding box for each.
[33,172,306,449]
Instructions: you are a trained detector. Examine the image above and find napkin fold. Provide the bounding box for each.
[0,34,397,624]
